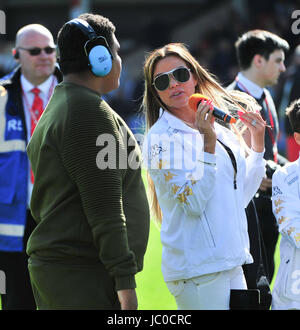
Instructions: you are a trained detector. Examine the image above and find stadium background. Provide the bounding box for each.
[0,0,299,309]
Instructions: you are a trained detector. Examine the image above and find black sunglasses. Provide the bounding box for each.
[18,46,56,56]
[153,66,191,91]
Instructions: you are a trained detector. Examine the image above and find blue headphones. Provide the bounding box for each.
[66,18,113,77]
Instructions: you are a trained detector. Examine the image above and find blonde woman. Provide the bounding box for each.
[142,43,267,310]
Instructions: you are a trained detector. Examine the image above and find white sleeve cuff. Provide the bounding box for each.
[201,152,216,166]
[248,148,265,162]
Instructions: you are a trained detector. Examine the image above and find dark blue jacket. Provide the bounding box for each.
[0,66,62,251]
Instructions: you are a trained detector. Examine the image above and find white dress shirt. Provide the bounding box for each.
[20,74,58,205]
[236,72,264,99]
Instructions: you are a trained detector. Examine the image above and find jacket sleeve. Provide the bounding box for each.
[272,167,300,249]
[143,130,217,217]
[243,148,266,207]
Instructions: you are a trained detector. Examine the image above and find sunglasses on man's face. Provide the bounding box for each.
[153,66,191,91]
[18,46,56,56]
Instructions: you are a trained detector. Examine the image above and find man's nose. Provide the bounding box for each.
[280,62,286,72]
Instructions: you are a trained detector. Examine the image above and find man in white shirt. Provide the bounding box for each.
[272,98,300,309]
[0,24,62,309]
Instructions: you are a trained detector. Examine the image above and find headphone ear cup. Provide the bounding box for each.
[88,45,112,77]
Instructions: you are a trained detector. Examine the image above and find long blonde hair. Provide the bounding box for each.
[142,43,259,223]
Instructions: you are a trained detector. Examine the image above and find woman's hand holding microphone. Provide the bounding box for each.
[194,100,217,154]
[189,93,266,154]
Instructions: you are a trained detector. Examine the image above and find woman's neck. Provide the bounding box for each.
[170,106,196,128]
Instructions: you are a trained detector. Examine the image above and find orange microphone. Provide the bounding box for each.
[189,93,236,124]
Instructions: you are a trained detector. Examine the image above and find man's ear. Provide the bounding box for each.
[253,54,264,68]
[12,48,19,60]
[294,132,300,146]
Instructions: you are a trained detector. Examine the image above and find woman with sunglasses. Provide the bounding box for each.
[142,43,267,310]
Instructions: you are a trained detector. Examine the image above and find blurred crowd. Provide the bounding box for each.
[108,0,300,160]
[0,0,299,158]
[191,0,300,158]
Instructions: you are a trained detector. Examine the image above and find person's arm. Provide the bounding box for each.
[143,127,216,217]
[144,143,217,217]
[272,167,300,248]
[117,289,138,310]
[239,111,267,206]
[244,149,266,206]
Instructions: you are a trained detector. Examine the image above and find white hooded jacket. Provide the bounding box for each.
[271,157,300,310]
[143,109,266,281]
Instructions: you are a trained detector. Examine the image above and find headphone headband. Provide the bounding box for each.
[67,18,97,40]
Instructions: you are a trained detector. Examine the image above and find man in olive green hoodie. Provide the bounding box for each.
[26,13,150,310]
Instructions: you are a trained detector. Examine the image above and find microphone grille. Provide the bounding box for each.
[188,93,209,111]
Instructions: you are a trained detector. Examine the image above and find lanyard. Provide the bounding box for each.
[235,77,278,162]
[217,139,237,190]
[21,76,56,123]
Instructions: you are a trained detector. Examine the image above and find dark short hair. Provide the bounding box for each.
[235,30,289,70]
[286,99,300,134]
[57,13,116,75]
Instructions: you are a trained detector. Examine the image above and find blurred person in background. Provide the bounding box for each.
[228,29,290,290]
[26,13,149,310]
[142,43,266,309]
[0,23,61,310]
[271,98,300,310]
[275,45,300,162]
